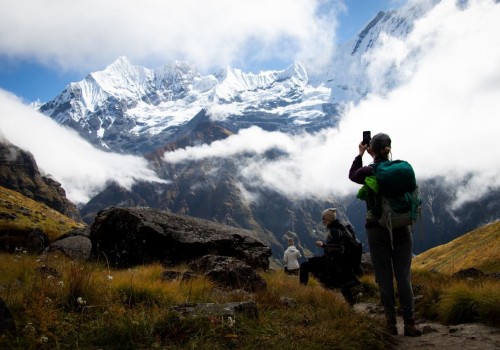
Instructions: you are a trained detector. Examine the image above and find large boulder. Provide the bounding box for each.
[189,255,267,292]
[45,235,92,261]
[90,207,272,269]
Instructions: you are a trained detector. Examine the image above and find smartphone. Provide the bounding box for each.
[362,131,371,146]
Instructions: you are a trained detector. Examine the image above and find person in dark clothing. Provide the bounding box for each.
[300,208,361,306]
[348,133,422,337]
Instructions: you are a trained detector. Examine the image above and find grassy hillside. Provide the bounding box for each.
[0,185,86,241]
[413,220,500,274]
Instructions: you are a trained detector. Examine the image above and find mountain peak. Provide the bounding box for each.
[211,62,308,103]
[108,56,133,70]
[278,62,308,84]
[90,56,151,96]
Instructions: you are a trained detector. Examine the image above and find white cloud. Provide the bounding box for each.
[0,0,338,73]
[0,90,166,204]
[163,0,500,207]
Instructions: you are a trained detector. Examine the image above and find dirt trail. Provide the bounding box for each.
[353,302,500,350]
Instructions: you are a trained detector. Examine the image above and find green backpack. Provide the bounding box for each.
[358,160,422,246]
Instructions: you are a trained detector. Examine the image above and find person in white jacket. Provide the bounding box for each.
[283,238,302,275]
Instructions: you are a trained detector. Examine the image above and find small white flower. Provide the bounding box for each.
[40,335,49,343]
[107,275,113,280]
[23,322,35,333]
[227,316,235,328]
[77,297,86,305]
[58,281,64,287]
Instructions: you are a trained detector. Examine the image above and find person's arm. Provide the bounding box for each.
[349,142,374,184]
[315,240,325,248]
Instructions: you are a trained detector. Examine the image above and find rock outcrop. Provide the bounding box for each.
[0,140,81,221]
[171,301,259,320]
[90,207,272,269]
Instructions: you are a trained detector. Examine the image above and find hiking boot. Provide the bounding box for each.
[385,314,398,336]
[404,319,422,337]
[341,288,355,307]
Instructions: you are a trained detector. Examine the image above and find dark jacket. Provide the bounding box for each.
[349,155,384,227]
[323,219,359,268]
[300,219,362,289]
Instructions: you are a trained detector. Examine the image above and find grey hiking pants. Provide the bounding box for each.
[367,224,416,320]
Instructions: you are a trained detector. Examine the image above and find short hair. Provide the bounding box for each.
[322,208,337,222]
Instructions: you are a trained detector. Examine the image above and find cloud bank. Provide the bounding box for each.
[0,0,338,74]
[164,0,500,207]
[0,90,166,204]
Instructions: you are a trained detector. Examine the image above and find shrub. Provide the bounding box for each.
[439,280,500,326]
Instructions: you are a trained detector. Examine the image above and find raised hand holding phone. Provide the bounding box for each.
[362,131,371,146]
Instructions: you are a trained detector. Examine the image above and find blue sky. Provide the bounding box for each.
[0,0,398,103]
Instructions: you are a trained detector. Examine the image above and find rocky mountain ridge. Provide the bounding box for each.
[38,57,333,154]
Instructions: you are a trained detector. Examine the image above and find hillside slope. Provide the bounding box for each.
[0,185,86,243]
[413,220,500,274]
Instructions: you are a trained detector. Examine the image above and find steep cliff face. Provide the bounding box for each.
[0,140,81,221]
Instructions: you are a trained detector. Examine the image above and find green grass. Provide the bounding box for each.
[0,253,392,350]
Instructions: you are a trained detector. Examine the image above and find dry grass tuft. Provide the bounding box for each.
[438,280,500,326]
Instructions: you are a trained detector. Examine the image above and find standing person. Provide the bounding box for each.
[283,238,301,275]
[299,208,361,306]
[348,133,422,337]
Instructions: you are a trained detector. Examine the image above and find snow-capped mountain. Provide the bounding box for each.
[39,57,333,154]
